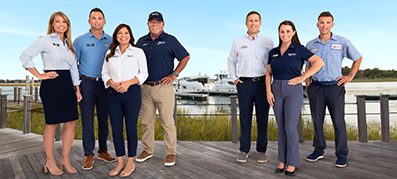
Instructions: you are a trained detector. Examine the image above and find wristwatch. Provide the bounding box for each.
[172,71,179,77]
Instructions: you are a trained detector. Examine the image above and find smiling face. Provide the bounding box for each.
[279,24,296,45]
[148,18,164,36]
[245,14,261,35]
[117,27,130,46]
[89,11,106,31]
[317,16,334,36]
[52,15,67,36]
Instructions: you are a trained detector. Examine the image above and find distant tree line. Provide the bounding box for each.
[342,66,397,79]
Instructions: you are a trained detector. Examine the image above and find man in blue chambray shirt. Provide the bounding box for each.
[135,11,190,167]
[227,11,274,163]
[304,11,362,168]
[73,7,115,170]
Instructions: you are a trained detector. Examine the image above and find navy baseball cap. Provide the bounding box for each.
[148,11,163,22]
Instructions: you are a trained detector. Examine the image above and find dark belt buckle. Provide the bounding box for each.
[253,77,260,82]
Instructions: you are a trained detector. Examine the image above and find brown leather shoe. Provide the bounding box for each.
[135,150,153,162]
[97,150,116,162]
[165,154,176,166]
[82,155,94,170]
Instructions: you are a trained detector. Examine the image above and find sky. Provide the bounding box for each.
[0,0,396,80]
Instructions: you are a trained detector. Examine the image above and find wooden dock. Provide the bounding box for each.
[0,128,396,179]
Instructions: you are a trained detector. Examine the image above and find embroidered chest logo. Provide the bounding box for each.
[331,44,342,50]
[311,48,319,53]
[157,41,166,45]
[53,43,60,46]
[87,43,94,46]
[288,53,297,56]
[127,55,133,58]
[241,46,248,49]
[272,54,279,57]
[143,43,149,46]
[105,44,110,47]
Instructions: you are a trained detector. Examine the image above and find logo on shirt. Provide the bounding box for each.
[127,55,133,58]
[87,43,94,46]
[241,46,248,49]
[105,44,110,47]
[157,41,166,45]
[311,48,319,53]
[272,54,279,57]
[143,43,149,46]
[53,43,60,46]
[331,44,342,50]
[114,56,119,58]
[288,53,297,56]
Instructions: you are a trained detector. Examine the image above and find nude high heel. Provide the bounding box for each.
[44,159,63,176]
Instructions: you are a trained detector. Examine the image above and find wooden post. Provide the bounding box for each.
[297,111,303,143]
[18,88,22,105]
[25,75,29,92]
[230,95,238,143]
[34,87,38,103]
[14,87,17,102]
[0,88,2,94]
[1,94,8,128]
[23,95,32,134]
[380,94,390,142]
[356,95,367,142]
[55,124,64,141]
[29,86,33,96]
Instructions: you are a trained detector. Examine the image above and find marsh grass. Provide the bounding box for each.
[6,107,397,141]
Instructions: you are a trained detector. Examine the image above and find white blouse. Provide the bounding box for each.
[102,44,148,88]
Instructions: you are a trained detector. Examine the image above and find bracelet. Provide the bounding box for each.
[75,87,81,92]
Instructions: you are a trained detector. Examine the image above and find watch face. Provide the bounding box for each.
[173,71,178,77]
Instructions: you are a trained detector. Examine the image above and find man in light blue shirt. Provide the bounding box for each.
[73,7,115,170]
[305,11,362,168]
[227,11,274,163]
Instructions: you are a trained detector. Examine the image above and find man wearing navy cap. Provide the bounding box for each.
[305,11,362,168]
[73,7,115,170]
[135,11,190,167]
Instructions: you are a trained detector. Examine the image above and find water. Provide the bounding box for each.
[177,82,397,126]
[2,82,397,125]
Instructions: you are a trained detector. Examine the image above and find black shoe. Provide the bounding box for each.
[275,167,284,173]
[285,169,295,176]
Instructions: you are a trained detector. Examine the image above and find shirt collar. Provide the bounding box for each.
[275,42,296,52]
[50,33,68,43]
[88,30,109,40]
[115,44,133,54]
[315,32,337,43]
[245,32,260,41]
[145,31,165,41]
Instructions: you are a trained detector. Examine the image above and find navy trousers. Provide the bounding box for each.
[80,77,109,156]
[237,78,270,153]
[107,85,141,157]
[272,80,302,166]
[307,82,348,158]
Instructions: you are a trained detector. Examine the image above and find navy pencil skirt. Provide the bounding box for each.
[40,70,78,124]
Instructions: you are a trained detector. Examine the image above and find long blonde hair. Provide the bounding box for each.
[47,11,76,56]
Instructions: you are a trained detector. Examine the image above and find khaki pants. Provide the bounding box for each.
[140,83,176,156]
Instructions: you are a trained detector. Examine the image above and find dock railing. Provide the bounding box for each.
[1,93,395,143]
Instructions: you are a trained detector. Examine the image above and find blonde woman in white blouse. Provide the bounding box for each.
[102,24,148,177]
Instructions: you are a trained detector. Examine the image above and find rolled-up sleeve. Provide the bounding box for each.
[19,36,46,69]
[101,52,111,88]
[135,49,148,85]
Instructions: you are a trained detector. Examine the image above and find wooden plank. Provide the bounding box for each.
[53,147,84,179]
[9,156,27,179]
[66,146,97,179]
[17,155,37,179]
[25,153,50,179]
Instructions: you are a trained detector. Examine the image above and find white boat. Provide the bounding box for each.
[176,71,237,95]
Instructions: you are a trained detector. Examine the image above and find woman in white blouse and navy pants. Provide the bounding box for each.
[102,24,148,177]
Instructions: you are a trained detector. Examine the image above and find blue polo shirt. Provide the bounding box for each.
[136,31,189,82]
[305,33,361,81]
[73,31,112,78]
[268,43,314,80]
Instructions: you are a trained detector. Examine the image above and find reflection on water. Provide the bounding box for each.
[176,82,397,125]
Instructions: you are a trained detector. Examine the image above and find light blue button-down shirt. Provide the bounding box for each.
[305,34,361,81]
[20,33,80,86]
[227,33,274,82]
[73,31,112,78]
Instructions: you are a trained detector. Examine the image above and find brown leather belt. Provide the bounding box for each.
[80,74,102,81]
[143,81,162,86]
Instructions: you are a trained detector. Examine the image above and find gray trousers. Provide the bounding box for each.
[271,80,303,166]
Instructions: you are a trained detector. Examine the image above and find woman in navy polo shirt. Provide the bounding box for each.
[102,24,148,177]
[265,20,324,176]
